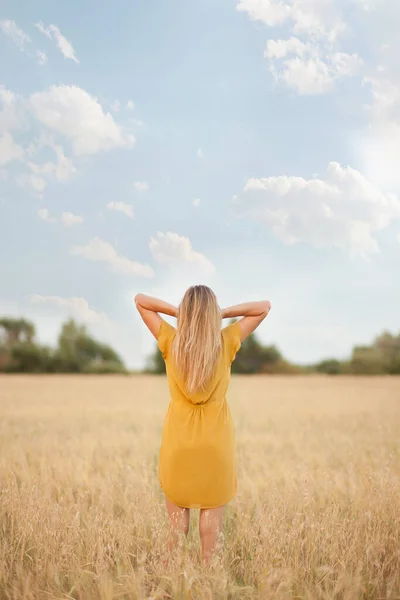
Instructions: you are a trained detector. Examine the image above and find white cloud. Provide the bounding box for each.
[28,136,77,182]
[0,132,24,165]
[37,208,83,225]
[61,212,83,226]
[238,161,400,256]
[70,237,154,278]
[290,0,346,42]
[30,294,109,324]
[126,100,135,110]
[36,50,48,65]
[238,0,361,94]
[238,0,345,41]
[35,22,79,63]
[192,198,201,207]
[149,231,216,274]
[35,21,51,38]
[0,19,30,50]
[38,208,56,222]
[133,180,149,192]
[30,85,134,156]
[197,147,204,159]
[266,36,308,59]
[237,0,290,27]
[0,86,22,134]
[107,201,134,219]
[17,136,76,194]
[272,52,362,95]
[0,86,16,107]
[18,172,47,194]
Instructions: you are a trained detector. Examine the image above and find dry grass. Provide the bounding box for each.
[0,375,399,600]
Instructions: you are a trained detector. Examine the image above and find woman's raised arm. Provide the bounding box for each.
[221,300,271,342]
[134,294,178,339]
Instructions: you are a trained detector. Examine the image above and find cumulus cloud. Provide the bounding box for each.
[133,180,149,192]
[30,85,135,156]
[0,19,30,50]
[107,201,134,219]
[61,212,83,226]
[265,38,362,94]
[237,0,290,27]
[28,135,77,183]
[0,132,24,166]
[238,0,362,94]
[17,136,76,194]
[30,294,109,324]
[38,208,56,222]
[0,85,23,134]
[35,22,79,63]
[17,172,47,194]
[37,208,83,225]
[237,161,400,256]
[238,0,345,41]
[149,231,216,274]
[70,237,154,278]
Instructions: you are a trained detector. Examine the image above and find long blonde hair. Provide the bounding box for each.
[171,285,222,394]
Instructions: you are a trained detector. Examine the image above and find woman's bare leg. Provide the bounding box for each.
[199,506,225,565]
[165,496,190,557]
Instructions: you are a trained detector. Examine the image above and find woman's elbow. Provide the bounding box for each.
[134,293,143,307]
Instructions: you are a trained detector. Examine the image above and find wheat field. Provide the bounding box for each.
[0,375,399,600]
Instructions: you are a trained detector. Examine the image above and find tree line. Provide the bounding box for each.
[1,316,399,375]
[0,318,127,374]
[146,321,400,376]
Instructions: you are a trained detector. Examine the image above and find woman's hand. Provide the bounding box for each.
[134,294,178,339]
[135,294,178,318]
[221,301,271,319]
[220,300,271,343]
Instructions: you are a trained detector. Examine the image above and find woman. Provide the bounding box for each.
[135,286,271,564]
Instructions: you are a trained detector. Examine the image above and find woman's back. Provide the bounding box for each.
[158,320,242,407]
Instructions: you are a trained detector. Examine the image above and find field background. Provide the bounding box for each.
[1,375,399,600]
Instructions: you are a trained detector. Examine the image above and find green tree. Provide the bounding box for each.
[315,359,343,375]
[56,319,125,373]
[373,331,400,374]
[5,343,55,373]
[349,346,386,375]
[232,332,281,374]
[145,344,166,374]
[0,318,35,346]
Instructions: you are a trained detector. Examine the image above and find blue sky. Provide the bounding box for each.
[1,0,399,368]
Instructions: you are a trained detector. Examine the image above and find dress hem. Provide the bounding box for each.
[160,485,237,510]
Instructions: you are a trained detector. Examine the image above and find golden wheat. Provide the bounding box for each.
[1,375,399,599]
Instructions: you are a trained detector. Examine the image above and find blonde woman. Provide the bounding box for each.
[135,286,271,564]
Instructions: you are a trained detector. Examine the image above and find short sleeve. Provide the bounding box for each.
[222,321,242,364]
[157,320,176,360]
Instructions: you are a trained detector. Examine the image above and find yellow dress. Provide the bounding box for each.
[157,320,242,509]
